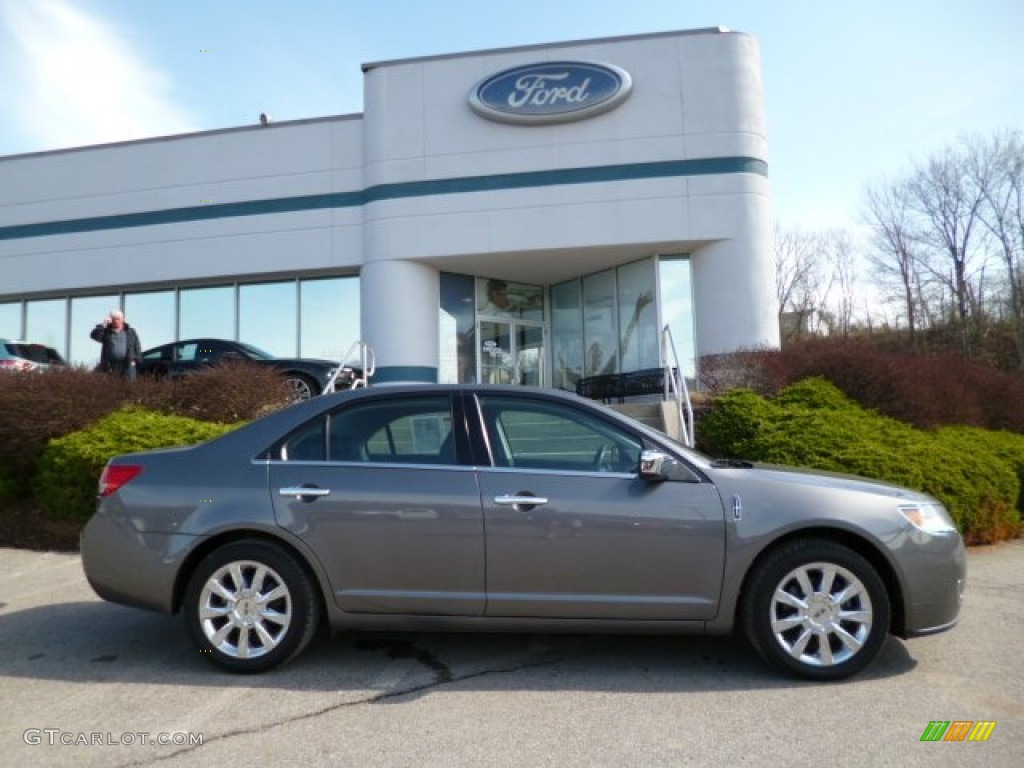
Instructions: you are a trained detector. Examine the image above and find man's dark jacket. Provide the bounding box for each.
[90,323,142,373]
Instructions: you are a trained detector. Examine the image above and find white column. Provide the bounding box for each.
[360,259,439,383]
[691,201,780,357]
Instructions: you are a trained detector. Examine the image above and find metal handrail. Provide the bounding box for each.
[661,325,695,447]
[323,340,376,394]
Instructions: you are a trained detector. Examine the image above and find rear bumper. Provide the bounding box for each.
[81,506,196,615]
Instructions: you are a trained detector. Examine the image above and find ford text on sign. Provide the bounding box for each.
[469,61,632,125]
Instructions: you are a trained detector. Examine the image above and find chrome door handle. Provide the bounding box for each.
[494,494,549,506]
[279,486,331,498]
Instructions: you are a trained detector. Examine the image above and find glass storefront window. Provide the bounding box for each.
[439,273,475,384]
[25,298,67,359]
[616,258,659,373]
[582,270,617,376]
[69,295,119,368]
[179,285,235,341]
[550,280,583,390]
[0,302,22,340]
[476,278,544,321]
[658,255,696,379]
[124,291,176,351]
[240,281,297,357]
[300,277,360,362]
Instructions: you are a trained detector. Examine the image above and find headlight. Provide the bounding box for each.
[898,502,957,534]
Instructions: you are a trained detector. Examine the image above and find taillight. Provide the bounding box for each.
[0,359,35,371]
[98,464,143,497]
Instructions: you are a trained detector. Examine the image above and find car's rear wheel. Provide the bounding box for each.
[284,373,318,401]
[184,540,320,673]
[742,538,890,681]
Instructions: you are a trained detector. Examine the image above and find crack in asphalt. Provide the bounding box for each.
[118,646,584,767]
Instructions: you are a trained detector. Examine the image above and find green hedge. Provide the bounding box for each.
[34,407,239,523]
[697,378,1021,544]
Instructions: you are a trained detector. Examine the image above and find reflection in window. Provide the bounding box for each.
[125,291,175,351]
[583,270,617,376]
[0,302,23,339]
[658,256,696,379]
[300,277,359,362]
[70,295,119,368]
[180,286,234,340]
[559,259,660,380]
[240,281,297,357]
[439,273,475,384]
[280,417,327,462]
[617,258,658,372]
[479,321,513,384]
[25,298,67,358]
[477,278,544,321]
[330,397,455,464]
[550,281,583,390]
[479,396,641,472]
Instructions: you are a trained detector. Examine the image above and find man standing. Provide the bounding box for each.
[91,310,142,379]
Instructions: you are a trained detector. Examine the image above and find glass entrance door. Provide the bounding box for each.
[479,321,546,386]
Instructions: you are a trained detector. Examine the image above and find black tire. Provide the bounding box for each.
[284,373,318,401]
[184,540,321,673]
[741,538,890,681]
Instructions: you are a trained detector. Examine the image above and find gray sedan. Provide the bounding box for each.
[81,385,965,680]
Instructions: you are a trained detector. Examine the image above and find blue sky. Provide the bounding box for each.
[0,0,1021,231]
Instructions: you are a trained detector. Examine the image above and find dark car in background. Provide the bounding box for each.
[81,384,965,680]
[138,338,353,399]
[0,339,66,372]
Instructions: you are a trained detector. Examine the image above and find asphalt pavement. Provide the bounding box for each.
[0,541,1021,767]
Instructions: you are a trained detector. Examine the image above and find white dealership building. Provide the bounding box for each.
[0,27,778,386]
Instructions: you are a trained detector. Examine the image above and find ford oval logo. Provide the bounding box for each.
[469,61,632,125]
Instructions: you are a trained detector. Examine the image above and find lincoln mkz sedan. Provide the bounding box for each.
[81,385,965,680]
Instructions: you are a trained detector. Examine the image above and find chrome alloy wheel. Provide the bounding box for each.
[285,376,314,401]
[198,560,293,659]
[769,561,873,667]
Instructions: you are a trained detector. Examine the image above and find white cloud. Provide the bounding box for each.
[0,0,197,153]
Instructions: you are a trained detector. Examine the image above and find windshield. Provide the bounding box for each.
[237,342,276,360]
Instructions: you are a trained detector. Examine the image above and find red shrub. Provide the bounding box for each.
[700,338,1024,432]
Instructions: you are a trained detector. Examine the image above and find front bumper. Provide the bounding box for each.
[898,531,967,637]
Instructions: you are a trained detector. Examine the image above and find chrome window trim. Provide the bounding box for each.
[258,458,477,472]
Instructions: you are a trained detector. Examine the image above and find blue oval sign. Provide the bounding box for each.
[469,61,632,125]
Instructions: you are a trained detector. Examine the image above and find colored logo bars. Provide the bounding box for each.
[920,721,997,742]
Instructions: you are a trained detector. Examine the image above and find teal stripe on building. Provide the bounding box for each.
[0,157,766,241]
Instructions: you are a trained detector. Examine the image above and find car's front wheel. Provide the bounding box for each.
[184,540,321,673]
[741,538,890,681]
[284,373,318,401]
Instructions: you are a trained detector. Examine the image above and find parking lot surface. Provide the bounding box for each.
[1,541,1021,767]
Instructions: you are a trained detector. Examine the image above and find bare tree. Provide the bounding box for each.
[863,179,923,345]
[973,130,1024,367]
[827,229,857,336]
[774,225,827,342]
[905,144,989,356]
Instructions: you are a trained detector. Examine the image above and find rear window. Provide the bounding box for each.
[5,343,64,364]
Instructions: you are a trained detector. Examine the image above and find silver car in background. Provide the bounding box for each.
[81,385,965,680]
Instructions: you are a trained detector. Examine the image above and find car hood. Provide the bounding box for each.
[709,461,934,503]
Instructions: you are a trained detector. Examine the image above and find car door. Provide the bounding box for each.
[169,340,204,377]
[473,393,726,621]
[269,392,485,616]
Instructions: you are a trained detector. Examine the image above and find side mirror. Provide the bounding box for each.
[639,449,700,483]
